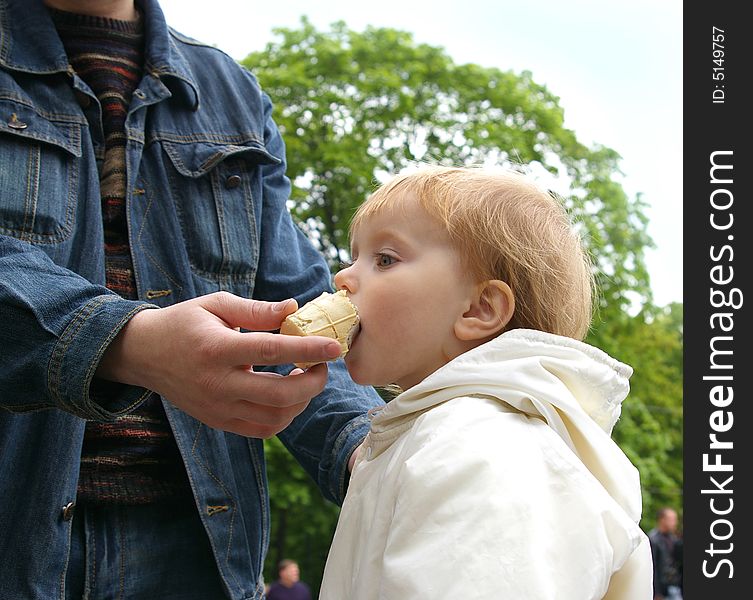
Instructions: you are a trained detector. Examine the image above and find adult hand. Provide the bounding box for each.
[97,292,342,438]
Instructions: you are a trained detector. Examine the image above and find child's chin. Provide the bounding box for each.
[345,360,382,387]
[347,370,372,386]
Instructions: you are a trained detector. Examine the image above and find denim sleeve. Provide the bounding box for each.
[278,360,382,505]
[0,235,154,419]
[250,89,334,308]
[250,88,384,504]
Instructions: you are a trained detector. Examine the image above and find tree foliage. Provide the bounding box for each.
[241,19,682,594]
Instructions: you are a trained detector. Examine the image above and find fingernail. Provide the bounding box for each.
[326,341,342,357]
[290,368,304,376]
[273,299,292,312]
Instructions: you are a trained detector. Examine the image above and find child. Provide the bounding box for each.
[319,166,653,599]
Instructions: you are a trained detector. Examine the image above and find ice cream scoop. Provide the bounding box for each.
[280,290,360,369]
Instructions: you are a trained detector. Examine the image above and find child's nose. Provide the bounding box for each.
[334,265,355,293]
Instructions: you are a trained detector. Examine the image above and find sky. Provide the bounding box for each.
[158,0,683,307]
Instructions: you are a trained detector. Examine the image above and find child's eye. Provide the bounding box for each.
[338,259,354,270]
[375,253,396,268]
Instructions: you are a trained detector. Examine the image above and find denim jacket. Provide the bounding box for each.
[0,1,382,598]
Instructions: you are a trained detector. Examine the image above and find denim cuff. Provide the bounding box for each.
[48,295,156,420]
[328,413,372,505]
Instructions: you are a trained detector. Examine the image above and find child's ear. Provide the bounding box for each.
[454,280,515,341]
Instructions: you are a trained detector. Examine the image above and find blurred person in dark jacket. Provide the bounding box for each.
[648,507,683,600]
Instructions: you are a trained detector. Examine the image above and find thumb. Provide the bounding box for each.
[203,292,298,331]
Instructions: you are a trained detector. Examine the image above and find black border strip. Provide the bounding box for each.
[684,4,750,597]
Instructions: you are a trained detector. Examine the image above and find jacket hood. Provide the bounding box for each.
[368,328,642,521]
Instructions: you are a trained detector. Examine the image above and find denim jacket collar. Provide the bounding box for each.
[0,0,200,109]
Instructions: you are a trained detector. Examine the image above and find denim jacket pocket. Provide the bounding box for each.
[0,99,82,244]
[162,139,279,285]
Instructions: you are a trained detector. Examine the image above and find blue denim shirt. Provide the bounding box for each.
[0,1,383,598]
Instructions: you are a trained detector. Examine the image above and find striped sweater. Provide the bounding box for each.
[51,8,191,504]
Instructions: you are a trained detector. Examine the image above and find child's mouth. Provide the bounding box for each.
[346,322,361,351]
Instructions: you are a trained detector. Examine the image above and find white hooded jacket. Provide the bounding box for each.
[319,329,653,599]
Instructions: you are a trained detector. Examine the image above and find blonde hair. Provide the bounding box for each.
[351,166,595,340]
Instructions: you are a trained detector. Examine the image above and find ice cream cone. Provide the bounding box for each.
[280,290,360,368]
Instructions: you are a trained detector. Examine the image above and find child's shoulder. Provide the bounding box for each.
[399,396,632,527]
[415,394,546,445]
[410,395,558,465]
[410,395,610,492]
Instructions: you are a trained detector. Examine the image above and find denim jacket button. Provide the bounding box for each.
[225,175,242,189]
[7,114,27,130]
[61,501,76,521]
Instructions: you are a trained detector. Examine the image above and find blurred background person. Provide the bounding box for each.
[649,507,683,600]
[266,559,311,600]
